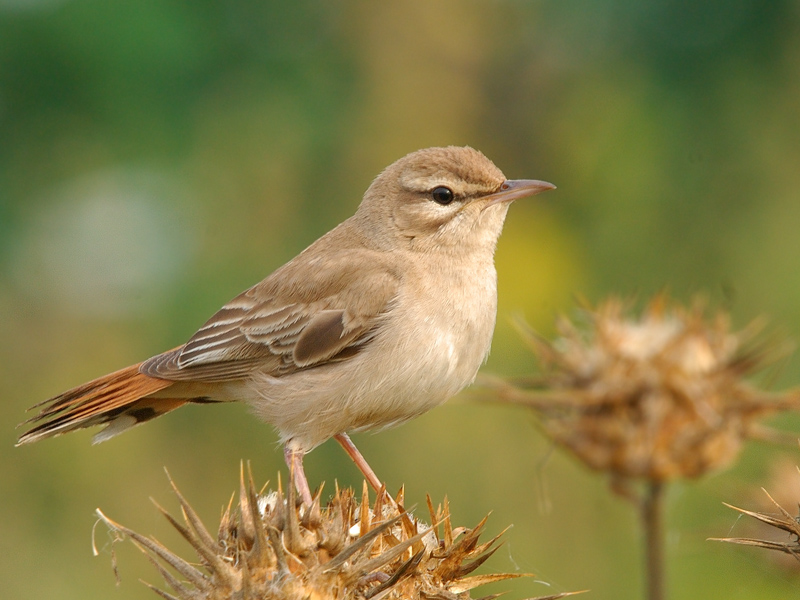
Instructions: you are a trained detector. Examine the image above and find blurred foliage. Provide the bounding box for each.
[2,1,800,599]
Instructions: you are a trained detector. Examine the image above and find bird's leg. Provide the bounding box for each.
[284,444,313,505]
[334,433,383,493]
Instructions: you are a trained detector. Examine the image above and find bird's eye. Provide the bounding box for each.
[431,186,454,205]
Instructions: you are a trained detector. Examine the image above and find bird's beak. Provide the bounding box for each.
[483,179,556,208]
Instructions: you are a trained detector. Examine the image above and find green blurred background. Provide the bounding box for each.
[3,1,800,598]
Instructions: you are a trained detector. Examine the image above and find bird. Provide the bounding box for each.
[17,146,555,505]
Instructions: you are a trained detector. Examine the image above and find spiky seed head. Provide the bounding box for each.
[95,468,577,600]
[711,459,800,569]
[494,296,800,482]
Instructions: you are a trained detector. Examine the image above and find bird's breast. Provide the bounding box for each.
[244,253,500,450]
[374,255,499,405]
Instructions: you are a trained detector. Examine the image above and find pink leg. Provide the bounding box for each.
[334,433,383,493]
[284,444,313,505]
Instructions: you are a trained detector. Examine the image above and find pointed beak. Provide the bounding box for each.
[484,179,556,207]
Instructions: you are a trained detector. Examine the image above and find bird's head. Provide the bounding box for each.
[356,146,555,253]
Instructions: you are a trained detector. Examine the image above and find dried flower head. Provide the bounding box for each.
[712,485,800,563]
[492,296,800,483]
[711,459,800,569]
[94,466,577,600]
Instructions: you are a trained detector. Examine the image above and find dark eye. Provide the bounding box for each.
[431,186,454,205]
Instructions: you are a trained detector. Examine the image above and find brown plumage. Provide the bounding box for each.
[18,146,555,504]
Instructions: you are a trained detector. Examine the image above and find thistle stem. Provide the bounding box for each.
[641,481,666,600]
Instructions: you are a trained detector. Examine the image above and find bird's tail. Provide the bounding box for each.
[17,363,185,445]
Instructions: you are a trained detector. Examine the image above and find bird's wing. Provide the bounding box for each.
[140,251,400,382]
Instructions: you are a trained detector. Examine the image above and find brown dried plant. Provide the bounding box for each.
[711,460,800,569]
[94,466,579,600]
[487,295,800,600]
[492,296,799,483]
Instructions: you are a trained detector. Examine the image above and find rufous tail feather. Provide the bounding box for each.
[17,364,181,445]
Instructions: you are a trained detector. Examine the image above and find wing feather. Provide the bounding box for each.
[140,249,400,382]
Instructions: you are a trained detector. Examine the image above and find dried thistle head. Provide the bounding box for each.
[493,296,800,483]
[711,459,800,570]
[95,466,576,600]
